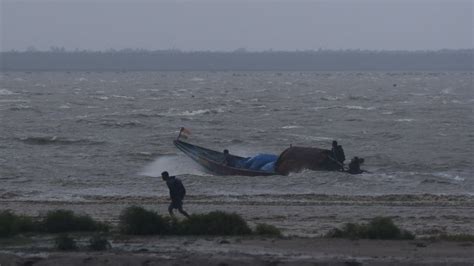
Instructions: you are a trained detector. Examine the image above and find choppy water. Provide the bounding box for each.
[0,71,473,202]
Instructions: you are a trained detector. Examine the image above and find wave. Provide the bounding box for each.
[343,105,376,110]
[282,125,302,129]
[138,155,207,177]
[421,179,454,185]
[161,108,225,117]
[0,89,16,95]
[320,96,340,101]
[112,95,135,100]
[395,118,415,122]
[99,120,143,128]
[16,136,106,145]
[9,105,35,111]
[0,99,30,103]
[26,193,474,205]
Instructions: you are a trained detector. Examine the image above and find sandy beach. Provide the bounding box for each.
[1,194,474,265]
[1,236,474,265]
[2,193,473,237]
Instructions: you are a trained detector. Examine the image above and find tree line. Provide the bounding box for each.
[1,49,472,71]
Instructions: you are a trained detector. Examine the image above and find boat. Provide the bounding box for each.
[173,139,278,176]
[173,128,363,176]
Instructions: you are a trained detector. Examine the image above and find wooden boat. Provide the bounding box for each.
[173,139,278,176]
[173,128,363,176]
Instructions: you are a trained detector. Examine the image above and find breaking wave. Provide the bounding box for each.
[0,89,16,95]
[16,136,106,145]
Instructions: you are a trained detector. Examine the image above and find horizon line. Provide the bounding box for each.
[2,48,473,53]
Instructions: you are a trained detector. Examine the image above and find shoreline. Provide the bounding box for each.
[1,237,473,265]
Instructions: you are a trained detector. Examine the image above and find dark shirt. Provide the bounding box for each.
[332,145,345,163]
[166,176,186,201]
[348,160,362,174]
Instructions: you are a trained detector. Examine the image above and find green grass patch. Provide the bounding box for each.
[0,210,38,237]
[326,217,415,240]
[42,210,109,233]
[254,223,282,237]
[180,211,252,235]
[119,206,170,235]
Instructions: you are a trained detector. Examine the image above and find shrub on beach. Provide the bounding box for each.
[42,210,108,233]
[254,223,282,237]
[0,210,38,237]
[326,217,414,240]
[180,211,252,235]
[54,234,77,250]
[88,234,112,251]
[119,206,169,235]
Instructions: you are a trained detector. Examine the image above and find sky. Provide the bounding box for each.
[1,0,473,52]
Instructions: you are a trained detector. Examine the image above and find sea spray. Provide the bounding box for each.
[139,155,207,177]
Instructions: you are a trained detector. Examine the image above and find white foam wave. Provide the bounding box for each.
[190,77,205,82]
[94,96,109,100]
[282,125,302,129]
[320,96,340,101]
[180,109,211,116]
[343,105,376,110]
[164,108,225,116]
[112,95,135,100]
[139,155,207,177]
[433,172,466,182]
[441,87,453,94]
[0,89,16,95]
[313,106,336,110]
[395,118,415,122]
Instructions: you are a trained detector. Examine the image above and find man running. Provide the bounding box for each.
[161,171,190,218]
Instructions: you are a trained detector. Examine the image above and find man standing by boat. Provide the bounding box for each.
[331,140,346,170]
[161,171,190,218]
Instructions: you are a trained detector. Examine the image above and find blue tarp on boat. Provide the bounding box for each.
[236,154,278,172]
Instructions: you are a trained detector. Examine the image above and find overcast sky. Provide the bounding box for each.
[1,0,472,51]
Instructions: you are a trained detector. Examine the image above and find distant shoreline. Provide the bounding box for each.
[1,49,472,71]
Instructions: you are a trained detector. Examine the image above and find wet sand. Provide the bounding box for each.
[1,237,473,265]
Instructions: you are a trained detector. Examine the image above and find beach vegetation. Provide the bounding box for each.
[42,210,108,233]
[88,234,112,251]
[119,206,169,235]
[326,217,414,240]
[54,234,77,250]
[180,211,252,235]
[0,210,38,237]
[254,223,282,237]
[42,209,108,233]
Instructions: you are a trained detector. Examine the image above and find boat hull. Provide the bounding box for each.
[173,140,279,176]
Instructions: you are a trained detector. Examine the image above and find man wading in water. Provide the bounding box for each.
[161,171,190,218]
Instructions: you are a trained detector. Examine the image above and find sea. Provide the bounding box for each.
[0,71,473,204]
